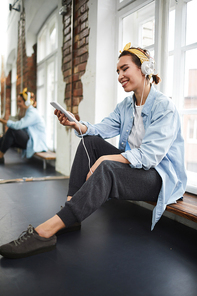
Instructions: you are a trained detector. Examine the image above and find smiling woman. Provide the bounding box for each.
[0,42,187,259]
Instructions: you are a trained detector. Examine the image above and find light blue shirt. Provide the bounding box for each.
[78,85,187,230]
[7,106,48,158]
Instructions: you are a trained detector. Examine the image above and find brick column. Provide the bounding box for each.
[16,11,37,97]
[0,61,11,131]
[62,0,89,120]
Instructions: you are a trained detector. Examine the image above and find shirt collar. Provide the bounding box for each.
[141,84,157,116]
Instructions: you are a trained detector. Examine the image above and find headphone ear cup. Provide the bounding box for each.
[141,59,154,76]
[25,92,31,106]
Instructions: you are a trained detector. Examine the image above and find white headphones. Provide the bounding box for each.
[141,57,155,77]
[25,92,31,106]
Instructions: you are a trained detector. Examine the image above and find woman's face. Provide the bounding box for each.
[117,55,144,93]
[17,96,26,109]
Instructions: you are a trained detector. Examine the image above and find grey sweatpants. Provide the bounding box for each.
[57,136,162,226]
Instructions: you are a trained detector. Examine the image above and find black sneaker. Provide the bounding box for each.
[0,225,57,259]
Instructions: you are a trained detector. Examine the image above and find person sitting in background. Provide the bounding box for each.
[0,88,48,164]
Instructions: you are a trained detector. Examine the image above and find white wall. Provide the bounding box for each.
[80,0,117,147]
[55,0,70,175]
[95,0,117,125]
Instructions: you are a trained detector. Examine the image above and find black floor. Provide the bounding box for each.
[0,150,197,296]
[0,148,62,180]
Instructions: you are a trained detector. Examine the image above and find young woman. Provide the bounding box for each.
[0,88,48,163]
[0,44,187,259]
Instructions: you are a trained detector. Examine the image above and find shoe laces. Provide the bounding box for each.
[14,225,34,246]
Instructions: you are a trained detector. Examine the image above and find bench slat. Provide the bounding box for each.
[147,192,197,223]
[35,152,56,160]
[34,151,56,169]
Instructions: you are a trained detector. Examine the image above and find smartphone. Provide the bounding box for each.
[50,101,78,123]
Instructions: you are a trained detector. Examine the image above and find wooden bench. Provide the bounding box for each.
[147,192,197,224]
[34,151,56,169]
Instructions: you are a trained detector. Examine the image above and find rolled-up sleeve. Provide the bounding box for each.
[75,107,121,139]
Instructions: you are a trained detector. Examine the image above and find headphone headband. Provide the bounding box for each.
[121,43,150,64]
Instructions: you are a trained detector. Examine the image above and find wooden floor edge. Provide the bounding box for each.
[0,175,69,184]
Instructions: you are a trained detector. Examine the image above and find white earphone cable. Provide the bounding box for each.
[77,123,94,175]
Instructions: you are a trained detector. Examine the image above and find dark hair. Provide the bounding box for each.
[19,93,25,102]
[119,49,161,85]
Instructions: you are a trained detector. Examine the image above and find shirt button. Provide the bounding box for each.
[122,142,124,145]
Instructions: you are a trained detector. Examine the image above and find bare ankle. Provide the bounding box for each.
[35,215,66,238]
[35,224,52,238]
[67,196,72,201]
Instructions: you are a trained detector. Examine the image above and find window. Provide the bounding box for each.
[187,118,197,142]
[37,12,58,151]
[122,1,155,49]
[168,0,197,193]
[11,62,17,116]
[118,0,197,193]
[37,15,57,63]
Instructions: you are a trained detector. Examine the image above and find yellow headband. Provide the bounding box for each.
[20,88,28,101]
[121,42,149,64]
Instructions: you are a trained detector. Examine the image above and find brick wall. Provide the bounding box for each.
[16,12,37,97]
[62,0,89,120]
[0,59,11,131]
[0,56,5,117]
[5,72,11,122]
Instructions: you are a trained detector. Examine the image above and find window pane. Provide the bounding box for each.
[182,113,197,187]
[168,9,175,51]
[142,20,155,48]
[184,48,197,109]
[37,28,46,63]
[11,64,17,116]
[11,82,16,116]
[183,47,197,188]
[46,60,56,151]
[37,67,45,87]
[36,87,45,118]
[166,55,174,98]
[122,1,155,48]
[48,23,57,55]
[37,11,57,151]
[186,0,197,45]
